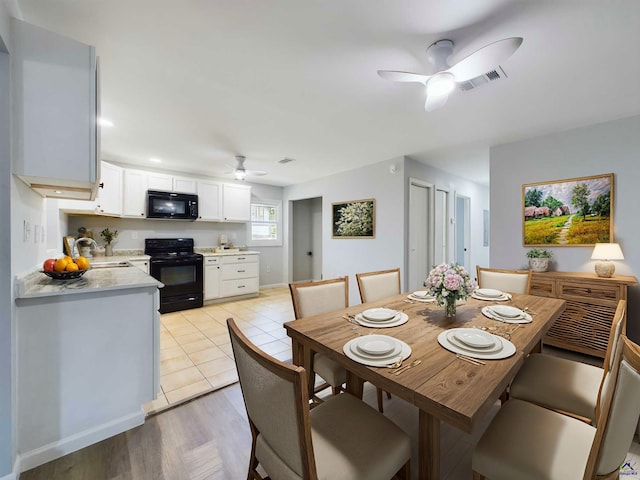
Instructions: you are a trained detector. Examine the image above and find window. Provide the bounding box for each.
[247,200,282,246]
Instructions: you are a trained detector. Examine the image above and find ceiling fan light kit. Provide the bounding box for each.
[378,36,523,112]
[229,155,267,180]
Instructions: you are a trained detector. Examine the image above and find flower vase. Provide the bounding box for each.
[445,297,456,318]
[105,244,113,257]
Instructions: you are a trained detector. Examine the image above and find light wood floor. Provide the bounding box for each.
[21,287,640,479]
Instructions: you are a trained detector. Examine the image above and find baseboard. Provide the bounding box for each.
[19,409,144,472]
[260,283,287,289]
[0,456,19,480]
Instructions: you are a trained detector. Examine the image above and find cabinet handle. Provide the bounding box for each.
[99,182,104,189]
[238,269,245,273]
[237,257,246,260]
[238,285,245,289]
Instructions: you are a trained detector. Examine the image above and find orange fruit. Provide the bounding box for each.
[65,262,79,272]
[75,256,90,270]
[53,258,68,272]
[63,256,73,263]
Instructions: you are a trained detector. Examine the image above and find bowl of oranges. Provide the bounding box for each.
[42,256,91,280]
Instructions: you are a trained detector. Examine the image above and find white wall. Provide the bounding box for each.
[490,114,640,341]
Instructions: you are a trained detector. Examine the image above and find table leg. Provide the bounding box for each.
[291,339,315,400]
[345,371,364,398]
[419,409,440,480]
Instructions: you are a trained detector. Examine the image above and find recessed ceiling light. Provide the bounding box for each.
[149,157,162,163]
[98,117,114,127]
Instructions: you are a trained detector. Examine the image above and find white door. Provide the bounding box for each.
[408,180,433,290]
[455,194,471,269]
[434,188,449,265]
[291,197,323,282]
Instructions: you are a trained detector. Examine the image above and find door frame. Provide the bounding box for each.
[407,178,434,291]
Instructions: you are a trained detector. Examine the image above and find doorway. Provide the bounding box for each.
[291,197,322,282]
[408,180,433,291]
[455,194,471,269]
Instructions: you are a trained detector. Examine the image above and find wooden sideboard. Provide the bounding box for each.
[530,271,637,358]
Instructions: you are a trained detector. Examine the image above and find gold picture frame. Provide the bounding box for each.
[331,198,375,239]
[522,173,613,246]
[63,236,76,257]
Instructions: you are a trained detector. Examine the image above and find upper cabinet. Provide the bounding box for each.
[95,162,122,216]
[222,184,251,222]
[197,180,222,221]
[123,169,148,218]
[146,172,172,191]
[173,176,197,194]
[11,19,100,200]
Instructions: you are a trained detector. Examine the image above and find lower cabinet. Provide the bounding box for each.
[203,253,259,302]
[129,259,150,274]
[204,256,221,300]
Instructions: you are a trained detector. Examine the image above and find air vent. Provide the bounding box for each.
[278,157,296,164]
[459,66,507,92]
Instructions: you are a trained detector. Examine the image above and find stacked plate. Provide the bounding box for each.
[472,288,511,301]
[354,307,409,328]
[407,290,436,302]
[343,334,412,366]
[482,305,532,324]
[437,328,516,359]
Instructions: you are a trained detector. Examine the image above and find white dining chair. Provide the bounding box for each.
[473,334,640,480]
[356,268,401,304]
[476,266,532,294]
[228,318,412,480]
[509,299,626,424]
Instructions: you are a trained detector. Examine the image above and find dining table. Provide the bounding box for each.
[284,291,566,480]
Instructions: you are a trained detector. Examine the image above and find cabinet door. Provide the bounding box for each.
[129,260,149,274]
[147,172,172,191]
[95,162,122,216]
[197,180,222,221]
[222,183,251,221]
[205,265,221,300]
[123,169,148,218]
[12,19,99,200]
[173,176,197,194]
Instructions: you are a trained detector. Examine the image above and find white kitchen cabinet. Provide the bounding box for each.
[222,183,251,222]
[204,256,221,300]
[146,172,173,191]
[12,19,100,201]
[197,180,222,221]
[123,169,148,218]
[220,254,259,297]
[129,259,150,274]
[95,162,122,216]
[173,176,197,194]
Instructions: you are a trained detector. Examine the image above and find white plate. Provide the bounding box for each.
[354,312,409,328]
[344,337,412,367]
[476,288,503,298]
[356,334,397,355]
[438,329,516,360]
[481,306,532,324]
[490,305,524,318]
[362,307,398,322]
[350,338,402,360]
[453,329,494,348]
[446,331,502,354]
[471,292,511,302]
[408,292,437,302]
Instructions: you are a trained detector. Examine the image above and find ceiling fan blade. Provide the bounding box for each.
[446,37,523,83]
[424,91,450,112]
[245,170,267,176]
[377,70,431,84]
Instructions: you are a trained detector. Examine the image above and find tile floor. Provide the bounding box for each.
[144,286,295,415]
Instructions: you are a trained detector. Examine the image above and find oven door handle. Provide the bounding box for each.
[150,257,202,266]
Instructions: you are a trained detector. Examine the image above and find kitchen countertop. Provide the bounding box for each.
[16,265,162,299]
[196,249,260,256]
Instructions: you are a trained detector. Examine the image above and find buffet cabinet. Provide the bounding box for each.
[530,271,637,358]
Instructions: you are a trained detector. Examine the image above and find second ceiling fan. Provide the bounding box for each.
[378,36,523,111]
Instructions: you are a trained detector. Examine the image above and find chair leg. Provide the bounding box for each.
[386,390,392,399]
[377,387,384,413]
[500,388,509,405]
[393,459,411,480]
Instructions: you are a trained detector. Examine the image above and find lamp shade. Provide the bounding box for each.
[591,243,624,260]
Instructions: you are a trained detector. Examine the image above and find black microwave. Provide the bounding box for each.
[147,190,198,220]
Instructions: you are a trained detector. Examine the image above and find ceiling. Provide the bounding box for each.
[15,0,640,187]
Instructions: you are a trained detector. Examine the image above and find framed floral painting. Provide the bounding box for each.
[522,173,613,246]
[332,198,375,238]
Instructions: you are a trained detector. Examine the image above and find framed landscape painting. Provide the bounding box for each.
[522,173,613,246]
[332,198,375,238]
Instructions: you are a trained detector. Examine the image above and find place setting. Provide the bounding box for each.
[481,304,532,324]
[406,290,437,303]
[352,307,409,328]
[343,333,412,367]
[437,327,516,360]
[471,288,511,301]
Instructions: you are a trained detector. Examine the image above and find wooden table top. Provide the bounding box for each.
[285,292,566,433]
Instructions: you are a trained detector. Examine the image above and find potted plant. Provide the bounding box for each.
[100,228,118,257]
[526,248,553,272]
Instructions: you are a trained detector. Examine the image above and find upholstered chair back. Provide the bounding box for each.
[356,268,401,303]
[476,266,532,294]
[289,277,349,319]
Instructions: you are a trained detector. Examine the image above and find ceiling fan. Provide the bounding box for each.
[227,155,267,180]
[378,37,523,111]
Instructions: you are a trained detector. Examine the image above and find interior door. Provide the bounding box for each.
[292,197,323,282]
[408,180,433,290]
[434,188,449,265]
[455,194,471,268]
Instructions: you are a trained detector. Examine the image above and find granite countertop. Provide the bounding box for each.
[16,266,162,299]
[196,248,260,256]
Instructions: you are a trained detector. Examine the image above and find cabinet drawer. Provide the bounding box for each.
[221,255,257,265]
[221,263,259,280]
[558,281,620,304]
[221,278,259,297]
[530,278,556,297]
[204,256,220,265]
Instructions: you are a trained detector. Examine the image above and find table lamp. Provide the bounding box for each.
[591,243,624,278]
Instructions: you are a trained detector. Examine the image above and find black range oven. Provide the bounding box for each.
[145,238,203,314]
